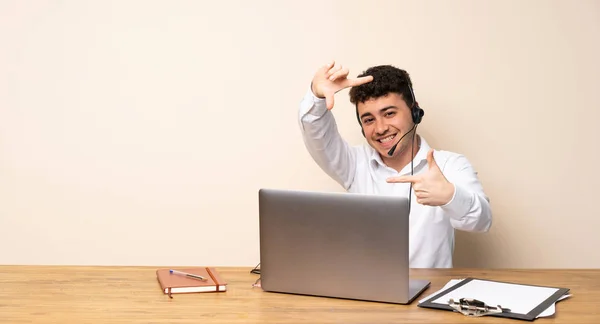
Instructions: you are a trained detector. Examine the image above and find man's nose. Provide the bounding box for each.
[375,120,388,135]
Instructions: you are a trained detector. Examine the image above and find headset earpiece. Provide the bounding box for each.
[411,102,424,125]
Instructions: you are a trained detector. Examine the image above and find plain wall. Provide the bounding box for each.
[1,0,599,268]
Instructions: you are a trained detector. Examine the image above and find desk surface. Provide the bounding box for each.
[1,266,599,323]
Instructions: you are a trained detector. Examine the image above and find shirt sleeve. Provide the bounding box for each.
[438,154,493,232]
[298,85,356,189]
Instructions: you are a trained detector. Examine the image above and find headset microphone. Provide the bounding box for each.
[387,83,424,156]
[387,124,417,156]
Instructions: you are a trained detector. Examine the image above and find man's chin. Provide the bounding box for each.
[367,141,396,157]
[373,147,393,158]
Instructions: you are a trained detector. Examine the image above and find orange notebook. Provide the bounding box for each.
[156,267,227,298]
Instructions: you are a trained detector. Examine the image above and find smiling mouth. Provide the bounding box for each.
[377,134,396,143]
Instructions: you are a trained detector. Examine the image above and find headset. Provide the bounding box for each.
[353,73,425,221]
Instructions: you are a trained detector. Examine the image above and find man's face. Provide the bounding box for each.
[357,93,414,158]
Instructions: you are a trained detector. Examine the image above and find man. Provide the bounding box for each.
[298,61,492,268]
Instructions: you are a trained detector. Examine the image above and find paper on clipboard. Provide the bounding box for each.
[419,279,571,318]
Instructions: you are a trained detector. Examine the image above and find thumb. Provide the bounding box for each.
[325,92,334,110]
[427,149,442,172]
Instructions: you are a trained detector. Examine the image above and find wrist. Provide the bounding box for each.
[311,81,325,99]
[443,182,455,205]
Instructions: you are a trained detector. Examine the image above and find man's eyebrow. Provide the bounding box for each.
[359,106,398,120]
[360,112,373,120]
[380,106,398,112]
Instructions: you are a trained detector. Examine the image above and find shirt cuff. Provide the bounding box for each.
[440,184,472,220]
[299,84,328,118]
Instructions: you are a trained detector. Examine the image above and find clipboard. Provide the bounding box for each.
[418,277,570,321]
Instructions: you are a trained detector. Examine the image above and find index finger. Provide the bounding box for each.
[386,175,418,183]
[348,75,374,87]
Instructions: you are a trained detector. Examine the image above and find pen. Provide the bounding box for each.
[169,269,208,281]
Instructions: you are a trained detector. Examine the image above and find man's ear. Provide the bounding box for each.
[356,105,367,138]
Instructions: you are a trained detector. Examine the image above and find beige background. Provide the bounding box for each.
[1,0,598,268]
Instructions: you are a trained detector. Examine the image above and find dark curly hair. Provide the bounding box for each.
[349,65,414,125]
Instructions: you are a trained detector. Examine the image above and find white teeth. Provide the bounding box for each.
[379,135,395,143]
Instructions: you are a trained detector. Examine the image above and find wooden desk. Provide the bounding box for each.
[1,266,599,323]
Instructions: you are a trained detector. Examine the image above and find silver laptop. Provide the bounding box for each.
[258,188,430,304]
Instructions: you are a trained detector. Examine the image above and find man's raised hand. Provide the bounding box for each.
[311,61,373,110]
[386,149,455,206]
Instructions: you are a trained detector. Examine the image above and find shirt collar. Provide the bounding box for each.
[369,135,431,173]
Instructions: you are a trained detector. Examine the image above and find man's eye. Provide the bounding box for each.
[385,111,396,117]
[363,118,374,124]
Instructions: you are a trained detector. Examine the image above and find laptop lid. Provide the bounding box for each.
[258,188,429,304]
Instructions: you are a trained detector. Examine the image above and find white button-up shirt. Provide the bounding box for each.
[298,88,492,268]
